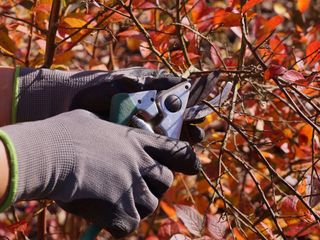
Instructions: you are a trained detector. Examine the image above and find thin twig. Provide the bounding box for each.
[204,102,320,224]
[42,0,61,68]
[225,149,286,239]
[200,168,268,239]
[173,22,227,70]
[175,0,192,67]
[118,0,178,75]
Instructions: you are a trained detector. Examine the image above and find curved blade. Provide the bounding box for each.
[184,82,233,121]
[187,71,220,107]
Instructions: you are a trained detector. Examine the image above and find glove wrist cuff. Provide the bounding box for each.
[0,130,19,212]
[11,66,20,124]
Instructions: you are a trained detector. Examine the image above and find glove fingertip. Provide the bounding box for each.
[181,124,205,144]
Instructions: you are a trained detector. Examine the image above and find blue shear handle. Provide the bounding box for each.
[80,93,138,240]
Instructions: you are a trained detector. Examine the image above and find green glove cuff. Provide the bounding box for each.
[11,66,21,124]
[0,130,19,212]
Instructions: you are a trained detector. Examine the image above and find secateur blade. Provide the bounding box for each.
[187,70,220,107]
[184,81,233,121]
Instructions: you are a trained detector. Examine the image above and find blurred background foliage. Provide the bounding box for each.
[0,0,320,239]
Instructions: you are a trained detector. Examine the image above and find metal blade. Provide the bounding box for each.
[184,81,233,121]
[187,71,220,107]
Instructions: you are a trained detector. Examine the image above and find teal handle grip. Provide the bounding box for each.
[81,93,138,240]
[109,93,138,125]
[80,225,101,240]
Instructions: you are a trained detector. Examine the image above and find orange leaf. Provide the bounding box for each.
[297,0,311,13]
[0,24,17,56]
[265,15,284,32]
[160,201,177,220]
[233,227,246,240]
[298,123,313,145]
[242,0,263,13]
[63,17,88,28]
[306,41,320,65]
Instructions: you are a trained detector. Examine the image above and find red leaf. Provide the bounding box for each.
[284,222,319,237]
[264,64,287,80]
[279,195,298,216]
[158,219,188,240]
[242,0,263,13]
[297,0,311,13]
[206,214,229,240]
[175,205,203,237]
[8,220,28,233]
[117,30,145,40]
[210,45,222,67]
[282,70,305,82]
[212,10,241,27]
[306,41,320,65]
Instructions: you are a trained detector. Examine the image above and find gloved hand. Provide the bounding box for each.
[0,110,200,238]
[15,67,204,143]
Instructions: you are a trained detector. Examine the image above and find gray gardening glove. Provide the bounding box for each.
[15,67,185,122]
[0,110,200,238]
[15,67,206,143]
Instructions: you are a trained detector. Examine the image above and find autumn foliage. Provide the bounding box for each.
[0,0,320,239]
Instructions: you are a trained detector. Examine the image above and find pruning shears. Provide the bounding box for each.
[81,71,232,240]
[109,71,232,139]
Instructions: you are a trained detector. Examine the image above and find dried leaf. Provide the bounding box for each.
[0,24,17,55]
[175,205,203,237]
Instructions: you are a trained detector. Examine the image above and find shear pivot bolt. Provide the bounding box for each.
[165,95,182,112]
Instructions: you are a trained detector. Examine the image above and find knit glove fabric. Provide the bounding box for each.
[14,67,204,143]
[0,110,200,238]
[15,67,184,122]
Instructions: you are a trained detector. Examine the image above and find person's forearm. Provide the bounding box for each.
[0,140,9,204]
[0,67,14,126]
